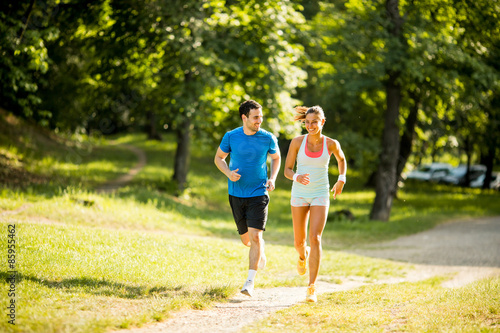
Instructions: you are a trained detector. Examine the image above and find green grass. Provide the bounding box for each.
[1,115,499,332]
[0,216,405,332]
[246,277,500,332]
[0,223,241,332]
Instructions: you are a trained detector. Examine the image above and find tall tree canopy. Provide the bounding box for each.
[1,0,498,218]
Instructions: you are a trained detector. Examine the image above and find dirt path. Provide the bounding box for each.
[0,145,146,218]
[115,216,500,333]
[96,144,147,193]
[347,216,500,267]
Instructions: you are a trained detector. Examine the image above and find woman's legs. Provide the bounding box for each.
[291,206,310,260]
[308,205,328,286]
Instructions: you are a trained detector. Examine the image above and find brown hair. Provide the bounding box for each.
[294,106,326,122]
[239,100,262,119]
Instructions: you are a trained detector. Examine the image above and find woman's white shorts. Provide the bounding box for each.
[290,196,330,207]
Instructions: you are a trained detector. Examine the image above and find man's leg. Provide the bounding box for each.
[248,227,263,270]
[240,233,251,247]
[241,230,265,268]
[241,195,268,297]
[241,228,262,297]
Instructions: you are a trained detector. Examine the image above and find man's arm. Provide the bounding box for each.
[214,147,241,182]
[266,151,281,191]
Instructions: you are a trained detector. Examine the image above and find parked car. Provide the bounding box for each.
[440,164,487,186]
[404,163,453,182]
[470,172,500,190]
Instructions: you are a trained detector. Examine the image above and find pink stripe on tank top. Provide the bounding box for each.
[305,136,323,158]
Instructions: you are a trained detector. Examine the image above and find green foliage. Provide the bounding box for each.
[153,0,308,142]
[2,0,500,213]
[296,0,500,174]
[1,0,309,140]
[0,2,57,122]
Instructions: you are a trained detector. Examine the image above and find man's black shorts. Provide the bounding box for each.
[229,195,269,235]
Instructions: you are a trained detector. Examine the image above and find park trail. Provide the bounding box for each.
[108,146,500,333]
[0,144,146,218]
[95,144,147,193]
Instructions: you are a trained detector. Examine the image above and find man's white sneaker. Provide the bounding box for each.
[241,280,254,297]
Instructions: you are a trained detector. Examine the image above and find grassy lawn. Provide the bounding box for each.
[246,276,500,332]
[1,123,499,332]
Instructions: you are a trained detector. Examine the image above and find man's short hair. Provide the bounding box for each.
[239,100,262,119]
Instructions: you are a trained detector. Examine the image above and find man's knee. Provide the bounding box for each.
[240,233,251,247]
[248,229,263,244]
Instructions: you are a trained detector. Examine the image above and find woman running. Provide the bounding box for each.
[284,105,346,302]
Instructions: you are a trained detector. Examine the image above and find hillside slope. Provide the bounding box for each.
[0,109,59,187]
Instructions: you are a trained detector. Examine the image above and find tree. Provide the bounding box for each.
[452,0,500,188]
[301,0,499,219]
[369,0,405,221]
[156,0,307,191]
[0,1,58,124]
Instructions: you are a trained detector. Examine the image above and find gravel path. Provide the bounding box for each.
[115,216,500,333]
[348,216,500,267]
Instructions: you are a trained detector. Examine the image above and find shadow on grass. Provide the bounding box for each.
[0,271,184,299]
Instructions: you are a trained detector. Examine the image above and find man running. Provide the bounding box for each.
[214,100,281,297]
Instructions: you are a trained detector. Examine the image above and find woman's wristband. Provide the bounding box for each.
[338,175,346,183]
[293,173,299,182]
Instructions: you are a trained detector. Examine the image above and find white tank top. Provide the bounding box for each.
[291,134,331,198]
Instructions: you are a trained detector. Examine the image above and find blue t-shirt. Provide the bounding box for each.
[219,127,278,198]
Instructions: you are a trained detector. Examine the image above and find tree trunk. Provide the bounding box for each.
[464,135,472,187]
[369,0,403,221]
[481,103,499,189]
[172,116,191,193]
[482,144,495,189]
[146,111,162,141]
[370,80,401,221]
[172,71,195,193]
[394,95,420,196]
